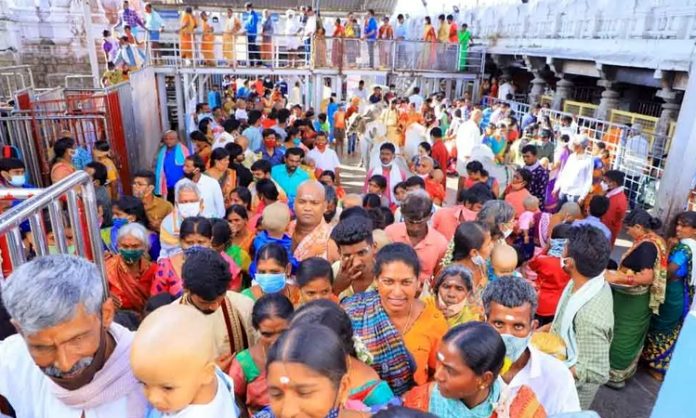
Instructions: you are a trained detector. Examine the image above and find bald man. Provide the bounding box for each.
[131,304,239,416]
[289,180,333,261]
[342,193,362,210]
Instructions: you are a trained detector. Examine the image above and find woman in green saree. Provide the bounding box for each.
[605,209,668,388]
[642,211,696,380]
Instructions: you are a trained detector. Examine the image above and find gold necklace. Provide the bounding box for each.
[399,302,416,335]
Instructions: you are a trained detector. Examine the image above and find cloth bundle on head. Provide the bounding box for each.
[262,202,291,232]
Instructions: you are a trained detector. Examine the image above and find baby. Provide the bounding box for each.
[253,201,292,254]
[518,196,541,244]
[490,243,522,279]
[131,304,238,417]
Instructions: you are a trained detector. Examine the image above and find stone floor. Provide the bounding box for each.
[336,156,662,418]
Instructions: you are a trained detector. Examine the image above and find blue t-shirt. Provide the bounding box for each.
[207,91,221,109]
[365,17,378,41]
[244,10,260,34]
[271,164,310,208]
[163,148,185,188]
[243,126,263,153]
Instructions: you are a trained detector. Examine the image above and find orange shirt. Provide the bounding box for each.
[334,111,346,129]
[404,302,448,385]
[384,223,449,285]
[448,23,458,43]
[432,205,478,241]
[505,188,532,218]
[424,179,445,204]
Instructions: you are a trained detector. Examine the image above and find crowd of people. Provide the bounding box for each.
[0,61,695,418]
[99,1,474,83]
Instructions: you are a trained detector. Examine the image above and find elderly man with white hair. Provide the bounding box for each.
[290,180,333,261]
[621,123,650,208]
[553,135,594,210]
[159,179,203,256]
[0,255,147,417]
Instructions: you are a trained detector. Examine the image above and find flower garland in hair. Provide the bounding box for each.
[440,238,455,269]
[353,335,374,365]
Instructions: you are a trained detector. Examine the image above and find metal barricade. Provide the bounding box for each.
[0,65,35,103]
[0,171,106,293]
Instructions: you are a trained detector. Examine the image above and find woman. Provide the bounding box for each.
[403,322,547,417]
[261,10,274,66]
[226,204,253,271]
[442,222,494,301]
[179,7,197,60]
[425,264,482,328]
[50,137,76,184]
[151,216,241,297]
[296,257,336,303]
[343,243,448,396]
[211,218,244,291]
[103,195,161,261]
[476,200,516,242]
[228,293,294,415]
[332,18,345,68]
[483,123,507,163]
[200,11,215,65]
[421,17,437,70]
[264,324,369,418]
[230,187,253,212]
[314,25,328,68]
[605,209,668,388]
[242,242,301,305]
[105,222,157,314]
[291,300,399,411]
[206,148,237,208]
[504,169,533,218]
[642,211,696,380]
[410,142,432,171]
[223,10,241,67]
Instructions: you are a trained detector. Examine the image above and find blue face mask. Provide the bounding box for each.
[255,273,286,294]
[293,137,302,146]
[501,333,531,362]
[112,217,129,229]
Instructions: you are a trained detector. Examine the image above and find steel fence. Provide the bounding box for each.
[0,171,106,290]
[0,65,35,103]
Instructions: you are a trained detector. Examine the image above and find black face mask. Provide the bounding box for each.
[324,210,336,223]
[183,170,196,180]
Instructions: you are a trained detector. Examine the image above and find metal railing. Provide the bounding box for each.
[0,171,106,294]
[143,32,485,74]
[0,65,35,103]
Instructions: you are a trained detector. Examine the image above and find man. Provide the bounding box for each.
[234,135,256,169]
[290,180,333,261]
[574,195,612,241]
[302,6,317,65]
[308,132,341,181]
[522,144,549,211]
[257,128,285,166]
[0,157,28,189]
[101,29,120,63]
[521,104,540,131]
[0,255,147,416]
[160,180,204,256]
[154,130,189,203]
[550,225,614,409]
[498,78,515,100]
[455,108,483,186]
[250,159,287,210]
[429,127,448,186]
[177,248,255,370]
[113,35,145,70]
[483,276,581,414]
[323,184,341,227]
[272,108,291,142]
[408,86,424,111]
[212,118,240,150]
[363,142,407,205]
[385,190,448,285]
[364,9,378,68]
[271,147,310,208]
[331,216,377,300]
[395,14,408,67]
[432,184,491,241]
[600,170,628,248]
[620,123,649,208]
[179,154,225,218]
[244,2,261,67]
[242,110,263,152]
[117,0,145,40]
[533,128,555,163]
[553,135,594,209]
[368,86,382,104]
[447,14,458,42]
[143,2,164,56]
[132,169,173,231]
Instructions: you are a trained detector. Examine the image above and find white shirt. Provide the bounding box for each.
[234,109,248,121]
[289,86,302,106]
[622,134,649,175]
[352,87,368,102]
[499,347,580,415]
[212,131,235,150]
[498,82,514,99]
[179,175,225,218]
[455,120,482,162]
[554,152,594,199]
[303,15,316,38]
[0,325,143,418]
[307,147,341,172]
[408,94,424,111]
[163,371,239,417]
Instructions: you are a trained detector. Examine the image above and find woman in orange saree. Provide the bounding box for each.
[179,7,197,60]
[421,16,437,70]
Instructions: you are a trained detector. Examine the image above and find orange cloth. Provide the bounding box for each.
[179,13,197,59]
[448,22,458,43]
[424,179,445,204]
[289,220,333,261]
[432,205,478,242]
[384,223,449,285]
[505,188,532,218]
[403,302,448,386]
[50,161,76,184]
[334,111,346,129]
[201,20,215,63]
[105,255,156,312]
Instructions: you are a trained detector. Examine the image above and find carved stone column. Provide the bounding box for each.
[552,77,573,111]
[654,84,682,156]
[595,66,620,120]
[524,56,547,107]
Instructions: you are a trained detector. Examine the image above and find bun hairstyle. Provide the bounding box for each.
[290,299,357,356]
[443,322,505,378]
[625,209,662,231]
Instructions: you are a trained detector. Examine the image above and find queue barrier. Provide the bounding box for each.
[0,171,106,296]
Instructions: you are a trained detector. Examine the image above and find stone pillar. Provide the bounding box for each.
[595,78,620,120]
[528,73,547,107]
[551,77,573,111]
[654,86,681,156]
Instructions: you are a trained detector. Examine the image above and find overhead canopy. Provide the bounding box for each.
[153,0,398,15]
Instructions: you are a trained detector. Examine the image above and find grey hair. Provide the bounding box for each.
[401,189,432,220]
[175,179,201,202]
[476,200,515,239]
[1,255,104,335]
[434,264,473,294]
[481,275,538,322]
[117,222,151,250]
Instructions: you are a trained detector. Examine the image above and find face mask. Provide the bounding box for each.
[178,202,201,218]
[255,273,286,294]
[381,160,393,168]
[112,217,129,229]
[119,248,144,264]
[183,245,205,258]
[264,139,276,148]
[501,333,531,362]
[293,137,302,145]
[9,175,25,187]
[198,112,213,121]
[183,170,196,180]
[49,244,76,255]
[472,254,486,266]
[600,181,609,192]
[502,227,513,239]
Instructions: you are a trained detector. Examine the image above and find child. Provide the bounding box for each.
[519,196,541,245]
[367,174,390,208]
[85,161,113,227]
[93,140,119,200]
[319,170,345,199]
[296,257,337,303]
[490,243,522,281]
[250,202,297,275]
[131,304,239,417]
[392,181,407,208]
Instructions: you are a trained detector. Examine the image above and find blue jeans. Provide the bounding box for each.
[348,133,357,154]
[304,38,311,64]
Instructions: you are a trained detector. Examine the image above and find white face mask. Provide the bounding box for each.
[600,181,609,192]
[502,227,513,239]
[178,202,201,218]
[472,254,486,266]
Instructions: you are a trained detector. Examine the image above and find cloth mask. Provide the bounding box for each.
[255,273,287,294]
[9,175,25,187]
[293,137,302,145]
[111,217,129,229]
[472,254,486,266]
[119,248,144,264]
[178,202,201,218]
[600,181,609,192]
[502,227,513,239]
[501,333,531,362]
